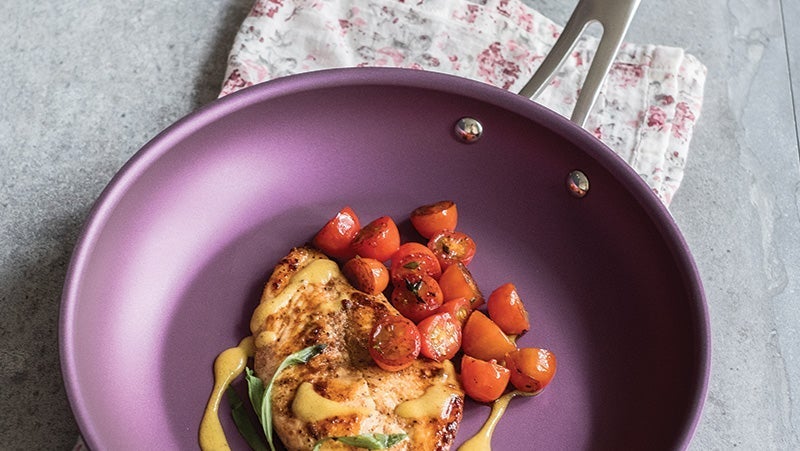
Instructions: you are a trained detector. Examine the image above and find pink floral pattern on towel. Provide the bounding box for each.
[220,0,707,206]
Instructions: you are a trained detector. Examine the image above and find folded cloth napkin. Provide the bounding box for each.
[219,0,706,206]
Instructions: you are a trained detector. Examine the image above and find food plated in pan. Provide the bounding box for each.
[200,202,557,450]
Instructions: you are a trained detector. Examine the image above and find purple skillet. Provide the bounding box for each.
[60,67,710,450]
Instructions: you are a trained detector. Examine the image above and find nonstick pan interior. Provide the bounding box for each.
[60,68,709,450]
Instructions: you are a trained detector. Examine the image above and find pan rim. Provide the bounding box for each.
[59,66,710,449]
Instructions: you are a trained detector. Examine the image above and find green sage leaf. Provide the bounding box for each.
[404,279,422,296]
[248,344,327,451]
[244,368,266,417]
[226,386,268,451]
[311,438,330,451]
[313,433,408,450]
[337,433,408,449]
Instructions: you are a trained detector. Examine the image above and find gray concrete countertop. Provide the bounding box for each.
[2,0,798,449]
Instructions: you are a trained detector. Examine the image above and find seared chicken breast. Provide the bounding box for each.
[250,247,464,451]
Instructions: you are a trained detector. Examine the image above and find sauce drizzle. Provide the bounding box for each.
[292,381,370,421]
[458,391,531,451]
[396,361,460,420]
[199,336,255,451]
[249,259,339,335]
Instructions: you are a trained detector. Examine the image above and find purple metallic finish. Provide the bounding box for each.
[60,68,710,450]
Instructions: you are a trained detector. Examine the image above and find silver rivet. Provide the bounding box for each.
[567,170,589,198]
[455,117,483,143]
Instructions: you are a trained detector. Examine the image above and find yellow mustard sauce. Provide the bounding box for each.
[199,336,255,451]
[200,258,342,450]
[396,384,459,419]
[292,381,371,421]
[458,391,530,451]
[249,259,340,335]
[395,361,460,419]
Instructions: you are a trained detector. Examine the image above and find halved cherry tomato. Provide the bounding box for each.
[390,275,444,323]
[351,216,401,262]
[461,310,516,362]
[505,348,557,393]
[389,242,442,286]
[487,283,530,335]
[342,257,389,295]
[312,206,361,260]
[435,297,471,327]
[460,355,510,403]
[417,312,462,362]
[428,230,476,270]
[369,315,421,372]
[438,262,484,310]
[410,200,458,239]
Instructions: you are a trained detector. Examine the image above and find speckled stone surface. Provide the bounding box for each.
[1,0,798,449]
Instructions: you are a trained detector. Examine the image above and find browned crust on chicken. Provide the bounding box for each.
[252,247,463,451]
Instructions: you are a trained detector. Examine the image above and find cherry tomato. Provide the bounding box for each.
[427,230,477,270]
[390,275,444,323]
[435,297,471,327]
[410,200,458,239]
[417,313,462,362]
[460,355,510,403]
[369,315,421,372]
[487,283,530,336]
[390,242,442,286]
[312,206,361,260]
[505,348,557,393]
[351,216,401,262]
[342,257,390,295]
[461,310,516,362]
[438,262,484,310]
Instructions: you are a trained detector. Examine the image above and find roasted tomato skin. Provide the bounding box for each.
[350,216,401,262]
[390,242,442,286]
[460,355,511,403]
[410,200,458,239]
[427,230,476,270]
[435,297,471,327]
[312,206,361,260]
[417,312,462,362]
[390,275,444,323]
[342,257,390,295]
[461,310,516,362]
[505,348,557,393]
[369,315,421,372]
[438,262,484,310]
[487,283,531,335]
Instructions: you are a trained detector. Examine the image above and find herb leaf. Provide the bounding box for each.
[244,368,266,418]
[311,438,329,451]
[244,368,270,450]
[247,344,327,451]
[313,433,408,450]
[226,386,269,451]
[404,279,422,296]
[336,433,408,449]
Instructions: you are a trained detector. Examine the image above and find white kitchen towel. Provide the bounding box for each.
[219,0,706,205]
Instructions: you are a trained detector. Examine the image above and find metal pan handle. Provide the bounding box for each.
[518,0,641,128]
